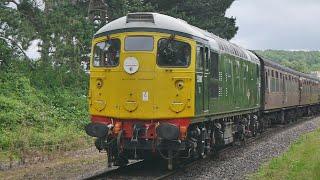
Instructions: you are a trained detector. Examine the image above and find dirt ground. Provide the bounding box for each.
[0,147,108,180]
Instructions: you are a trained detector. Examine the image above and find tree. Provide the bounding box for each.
[255,50,320,73]
[0,38,13,68]
[0,0,238,66]
[143,0,238,40]
[1,1,95,70]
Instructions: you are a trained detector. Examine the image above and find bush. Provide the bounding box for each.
[0,60,90,160]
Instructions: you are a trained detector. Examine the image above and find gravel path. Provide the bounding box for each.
[172,117,320,180]
[0,147,107,180]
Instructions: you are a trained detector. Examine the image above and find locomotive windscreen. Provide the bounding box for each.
[157,39,191,67]
[125,36,154,51]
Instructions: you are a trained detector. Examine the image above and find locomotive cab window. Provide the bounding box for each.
[93,39,120,67]
[125,36,154,51]
[157,39,191,67]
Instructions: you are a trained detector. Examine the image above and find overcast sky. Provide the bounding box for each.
[226,0,320,51]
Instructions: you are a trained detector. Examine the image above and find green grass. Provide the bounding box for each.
[252,128,320,180]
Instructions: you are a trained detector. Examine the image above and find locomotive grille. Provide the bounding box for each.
[126,13,155,23]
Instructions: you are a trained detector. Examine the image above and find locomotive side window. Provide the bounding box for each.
[210,51,219,99]
[125,36,154,51]
[211,51,219,79]
[93,39,120,67]
[157,39,191,67]
[196,47,204,70]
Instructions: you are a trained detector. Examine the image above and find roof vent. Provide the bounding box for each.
[126,13,155,23]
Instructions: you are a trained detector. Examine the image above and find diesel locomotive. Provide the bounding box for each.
[85,12,320,170]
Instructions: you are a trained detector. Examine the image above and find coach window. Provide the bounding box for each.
[265,71,269,90]
[157,39,191,67]
[280,73,283,91]
[275,71,279,92]
[93,39,120,67]
[288,76,291,92]
[271,70,274,92]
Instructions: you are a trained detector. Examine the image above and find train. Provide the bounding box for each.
[85,12,320,170]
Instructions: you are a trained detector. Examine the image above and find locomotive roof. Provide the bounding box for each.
[95,12,260,65]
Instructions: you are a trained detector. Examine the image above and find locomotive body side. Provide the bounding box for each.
[193,40,260,121]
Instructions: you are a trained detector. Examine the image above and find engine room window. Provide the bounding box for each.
[211,51,219,79]
[93,39,120,67]
[157,39,191,67]
[125,36,154,51]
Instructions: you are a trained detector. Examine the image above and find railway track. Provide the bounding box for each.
[84,116,315,180]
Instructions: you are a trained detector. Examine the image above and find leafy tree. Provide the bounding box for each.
[143,0,238,40]
[0,38,13,68]
[256,50,320,73]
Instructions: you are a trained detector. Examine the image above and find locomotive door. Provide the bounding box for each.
[195,45,209,115]
[203,47,210,113]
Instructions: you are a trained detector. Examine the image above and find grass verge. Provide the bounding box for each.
[252,128,320,180]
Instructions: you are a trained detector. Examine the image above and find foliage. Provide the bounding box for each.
[0,60,90,159]
[0,0,95,74]
[0,39,13,67]
[256,50,320,73]
[252,128,320,180]
[152,0,238,40]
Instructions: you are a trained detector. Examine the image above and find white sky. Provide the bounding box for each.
[226,0,320,51]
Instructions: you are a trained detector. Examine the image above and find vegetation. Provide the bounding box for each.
[253,128,320,180]
[255,50,320,73]
[0,59,90,160]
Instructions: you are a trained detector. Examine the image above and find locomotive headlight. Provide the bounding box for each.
[96,79,103,89]
[175,80,184,90]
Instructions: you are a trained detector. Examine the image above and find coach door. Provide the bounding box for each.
[196,45,210,115]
